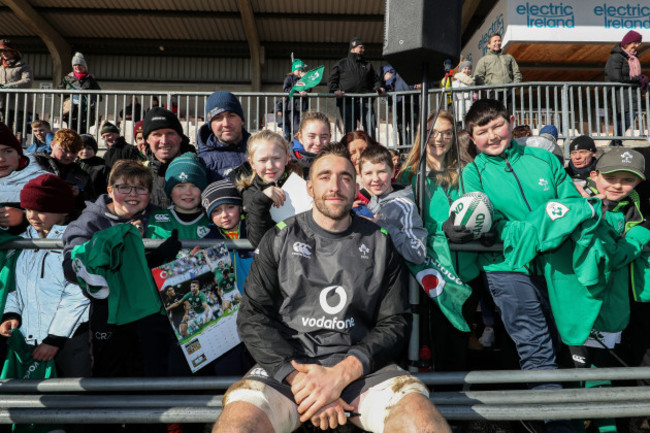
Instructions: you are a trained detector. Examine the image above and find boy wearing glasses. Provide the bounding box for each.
[63,160,180,378]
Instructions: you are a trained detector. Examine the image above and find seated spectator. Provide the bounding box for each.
[340,130,380,206]
[0,174,90,378]
[512,124,532,138]
[359,145,426,264]
[566,135,598,182]
[291,111,331,176]
[119,97,142,123]
[0,122,48,235]
[388,148,402,182]
[34,128,96,217]
[26,120,53,154]
[133,119,146,157]
[539,125,559,145]
[77,134,108,195]
[101,121,142,169]
[143,107,196,208]
[236,130,302,248]
[197,91,250,183]
[213,142,448,433]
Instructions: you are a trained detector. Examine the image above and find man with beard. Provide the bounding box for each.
[329,38,384,138]
[197,91,251,183]
[212,143,450,433]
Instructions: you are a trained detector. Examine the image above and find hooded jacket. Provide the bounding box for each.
[0,153,48,205]
[474,50,522,85]
[238,211,409,382]
[197,123,250,184]
[62,194,159,284]
[367,184,427,264]
[3,225,89,347]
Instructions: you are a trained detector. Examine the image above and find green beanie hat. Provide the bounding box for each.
[164,152,208,197]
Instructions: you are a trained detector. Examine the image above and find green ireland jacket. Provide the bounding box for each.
[462,139,581,273]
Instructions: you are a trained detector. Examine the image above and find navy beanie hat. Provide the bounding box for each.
[205,91,245,123]
[143,107,184,140]
[201,179,242,217]
[164,152,208,197]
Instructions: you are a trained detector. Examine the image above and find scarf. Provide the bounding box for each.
[623,46,642,79]
[1,58,17,68]
[73,71,88,80]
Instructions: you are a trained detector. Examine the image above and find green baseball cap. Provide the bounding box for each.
[292,59,306,72]
[596,148,646,180]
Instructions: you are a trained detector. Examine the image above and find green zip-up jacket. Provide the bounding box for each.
[462,139,581,273]
[501,195,650,345]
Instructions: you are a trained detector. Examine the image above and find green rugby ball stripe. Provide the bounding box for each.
[459,198,480,226]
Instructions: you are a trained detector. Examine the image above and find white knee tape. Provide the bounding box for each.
[223,380,299,433]
[358,375,430,433]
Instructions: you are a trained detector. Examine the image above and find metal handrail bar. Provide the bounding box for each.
[0,402,649,423]
[1,367,649,393]
[1,386,649,407]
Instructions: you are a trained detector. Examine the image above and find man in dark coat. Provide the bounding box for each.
[329,38,384,138]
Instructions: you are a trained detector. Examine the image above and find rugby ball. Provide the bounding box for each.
[449,192,494,239]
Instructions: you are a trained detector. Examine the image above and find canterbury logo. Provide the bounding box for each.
[292,242,312,257]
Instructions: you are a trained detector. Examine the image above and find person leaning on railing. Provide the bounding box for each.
[0,39,33,135]
[59,52,101,135]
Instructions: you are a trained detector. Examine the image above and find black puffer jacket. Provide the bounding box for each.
[103,137,144,169]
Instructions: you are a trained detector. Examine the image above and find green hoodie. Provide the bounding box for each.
[462,139,580,273]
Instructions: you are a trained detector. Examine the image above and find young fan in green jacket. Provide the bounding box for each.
[146,152,211,256]
[450,98,580,433]
[573,148,650,433]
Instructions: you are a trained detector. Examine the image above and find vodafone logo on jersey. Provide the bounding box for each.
[300,285,355,330]
[319,285,347,315]
[416,268,446,298]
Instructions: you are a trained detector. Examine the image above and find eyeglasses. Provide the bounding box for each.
[431,129,453,139]
[111,184,149,195]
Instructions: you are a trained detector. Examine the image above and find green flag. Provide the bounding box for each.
[406,236,473,332]
[289,66,325,99]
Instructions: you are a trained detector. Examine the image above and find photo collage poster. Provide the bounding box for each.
[151,243,242,372]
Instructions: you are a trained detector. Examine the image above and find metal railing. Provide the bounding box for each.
[1,82,648,151]
[1,241,650,423]
[0,368,649,423]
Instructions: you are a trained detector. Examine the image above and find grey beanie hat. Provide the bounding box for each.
[458,61,472,71]
[71,52,87,69]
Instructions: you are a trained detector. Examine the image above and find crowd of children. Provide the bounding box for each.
[2,89,650,433]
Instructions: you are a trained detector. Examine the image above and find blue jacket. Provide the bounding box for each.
[4,225,89,347]
[26,132,53,154]
[196,123,250,183]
